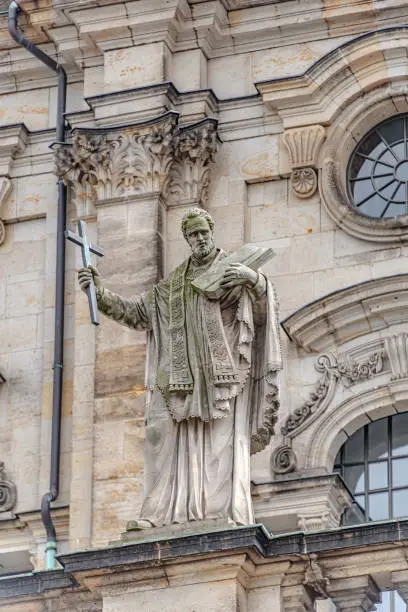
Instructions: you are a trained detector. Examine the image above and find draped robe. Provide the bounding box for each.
[96,249,282,526]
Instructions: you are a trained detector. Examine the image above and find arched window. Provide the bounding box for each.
[334,412,408,521]
[348,115,408,220]
[334,413,408,612]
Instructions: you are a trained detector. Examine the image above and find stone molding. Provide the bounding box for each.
[327,575,380,612]
[253,474,354,534]
[281,351,384,438]
[320,85,408,243]
[303,382,408,472]
[283,126,325,199]
[256,28,408,129]
[55,112,219,215]
[0,177,12,247]
[282,274,408,354]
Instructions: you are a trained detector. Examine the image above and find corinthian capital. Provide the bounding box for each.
[55,113,220,214]
[168,118,218,208]
[55,112,179,214]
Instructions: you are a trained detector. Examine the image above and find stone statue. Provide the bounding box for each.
[78,207,282,528]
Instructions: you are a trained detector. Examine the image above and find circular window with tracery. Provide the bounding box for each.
[348,114,408,219]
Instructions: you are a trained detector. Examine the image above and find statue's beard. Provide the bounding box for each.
[192,239,215,261]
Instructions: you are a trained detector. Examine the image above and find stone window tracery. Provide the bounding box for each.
[348,115,408,220]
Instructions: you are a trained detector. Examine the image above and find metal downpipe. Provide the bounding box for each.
[8,1,67,570]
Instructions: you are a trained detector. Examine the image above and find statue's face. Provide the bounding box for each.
[185,216,215,259]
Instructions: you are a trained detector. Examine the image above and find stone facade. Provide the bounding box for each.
[1,0,408,610]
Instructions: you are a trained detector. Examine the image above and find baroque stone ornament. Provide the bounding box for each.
[291,167,317,198]
[282,351,384,436]
[283,125,325,199]
[271,444,297,475]
[55,112,219,215]
[0,462,17,513]
[0,176,12,247]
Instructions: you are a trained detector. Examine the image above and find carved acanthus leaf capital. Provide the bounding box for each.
[168,118,219,207]
[55,113,219,214]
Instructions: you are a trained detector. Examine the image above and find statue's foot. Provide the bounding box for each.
[126,519,155,532]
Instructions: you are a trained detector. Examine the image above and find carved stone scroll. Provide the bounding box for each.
[0,176,12,247]
[0,462,17,513]
[282,351,384,437]
[271,444,297,475]
[283,125,325,198]
[55,113,219,214]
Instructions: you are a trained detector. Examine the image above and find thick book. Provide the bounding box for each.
[191,244,275,299]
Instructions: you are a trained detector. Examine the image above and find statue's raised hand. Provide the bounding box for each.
[78,265,101,293]
[220,262,258,290]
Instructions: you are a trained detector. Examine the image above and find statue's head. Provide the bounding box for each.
[181,207,215,259]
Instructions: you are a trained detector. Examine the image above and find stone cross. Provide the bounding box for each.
[65,220,104,326]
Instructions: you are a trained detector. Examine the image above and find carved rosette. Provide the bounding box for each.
[271,444,297,475]
[0,462,16,513]
[0,177,12,247]
[283,125,325,199]
[55,113,219,214]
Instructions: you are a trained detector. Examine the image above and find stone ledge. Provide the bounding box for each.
[0,569,75,598]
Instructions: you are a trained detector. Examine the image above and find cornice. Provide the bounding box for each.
[282,274,408,354]
[256,26,408,129]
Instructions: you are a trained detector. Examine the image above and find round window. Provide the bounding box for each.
[348,115,408,219]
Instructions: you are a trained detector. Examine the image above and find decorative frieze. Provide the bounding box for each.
[282,125,325,199]
[0,462,16,514]
[282,351,384,437]
[55,112,219,215]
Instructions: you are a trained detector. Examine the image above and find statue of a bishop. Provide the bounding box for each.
[78,207,282,528]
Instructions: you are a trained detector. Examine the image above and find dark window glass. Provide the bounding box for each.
[344,427,364,463]
[336,414,408,527]
[392,412,408,456]
[348,115,408,219]
[368,419,388,460]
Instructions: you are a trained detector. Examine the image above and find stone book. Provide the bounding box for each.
[191,244,275,299]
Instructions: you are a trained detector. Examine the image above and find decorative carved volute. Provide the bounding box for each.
[0,176,12,247]
[0,462,17,514]
[55,113,219,213]
[283,125,325,198]
[168,118,218,207]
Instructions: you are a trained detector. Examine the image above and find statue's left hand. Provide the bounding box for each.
[220,263,258,289]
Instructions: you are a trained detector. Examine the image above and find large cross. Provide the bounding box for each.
[65,220,104,326]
